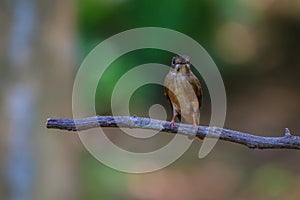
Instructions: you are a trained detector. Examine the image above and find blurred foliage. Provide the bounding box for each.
[3,0,300,199]
[250,164,292,197]
[76,0,300,199]
[80,155,128,199]
[95,49,176,118]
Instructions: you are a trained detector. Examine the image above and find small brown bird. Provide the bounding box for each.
[164,55,202,127]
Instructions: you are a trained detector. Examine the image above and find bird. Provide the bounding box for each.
[164,55,202,127]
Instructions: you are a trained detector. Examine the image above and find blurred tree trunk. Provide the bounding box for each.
[2,0,79,199]
[34,0,79,199]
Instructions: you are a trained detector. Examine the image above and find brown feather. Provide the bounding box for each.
[164,55,202,126]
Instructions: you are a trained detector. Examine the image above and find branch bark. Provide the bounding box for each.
[46,115,300,150]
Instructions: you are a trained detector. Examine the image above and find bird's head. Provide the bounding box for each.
[171,55,191,75]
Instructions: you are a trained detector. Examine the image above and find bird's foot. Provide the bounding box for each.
[170,120,175,127]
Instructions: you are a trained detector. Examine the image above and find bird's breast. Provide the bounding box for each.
[167,73,198,109]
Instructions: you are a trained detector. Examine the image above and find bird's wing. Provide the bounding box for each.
[164,74,169,95]
[164,74,182,121]
[188,73,203,108]
[164,74,172,103]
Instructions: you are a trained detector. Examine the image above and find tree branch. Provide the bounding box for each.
[46,115,300,150]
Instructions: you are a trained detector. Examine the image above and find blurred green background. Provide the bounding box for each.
[1,0,300,199]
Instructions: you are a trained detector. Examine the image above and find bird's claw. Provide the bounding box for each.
[170,120,175,127]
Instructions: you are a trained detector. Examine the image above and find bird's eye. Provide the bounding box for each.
[172,58,176,66]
